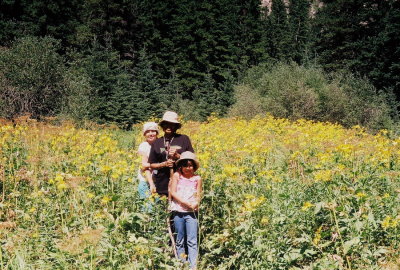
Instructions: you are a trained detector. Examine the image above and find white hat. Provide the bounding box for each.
[159,111,182,129]
[175,151,199,171]
[142,122,159,135]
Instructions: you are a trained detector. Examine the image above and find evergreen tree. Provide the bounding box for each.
[367,0,400,98]
[72,42,139,124]
[74,0,141,55]
[0,0,82,47]
[288,0,312,63]
[134,48,165,120]
[264,0,290,61]
[313,0,400,99]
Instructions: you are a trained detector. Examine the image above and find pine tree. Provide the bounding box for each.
[73,42,139,124]
[134,48,165,120]
[0,0,82,47]
[313,0,400,100]
[288,0,312,63]
[264,0,293,61]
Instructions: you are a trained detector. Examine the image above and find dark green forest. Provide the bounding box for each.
[0,0,399,129]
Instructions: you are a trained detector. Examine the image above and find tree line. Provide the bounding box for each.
[0,0,399,128]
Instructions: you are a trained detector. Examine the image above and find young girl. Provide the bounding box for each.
[169,151,202,269]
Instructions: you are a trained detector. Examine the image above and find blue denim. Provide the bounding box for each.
[138,180,155,212]
[173,212,198,269]
[138,180,150,199]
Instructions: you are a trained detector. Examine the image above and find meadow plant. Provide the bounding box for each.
[0,116,399,269]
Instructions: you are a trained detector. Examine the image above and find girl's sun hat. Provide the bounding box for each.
[159,111,182,129]
[175,151,199,171]
[142,122,159,135]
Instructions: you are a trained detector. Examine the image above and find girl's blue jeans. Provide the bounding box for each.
[173,212,198,269]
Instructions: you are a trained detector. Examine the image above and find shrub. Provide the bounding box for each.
[229,62,397,131]
[0,36,65,118]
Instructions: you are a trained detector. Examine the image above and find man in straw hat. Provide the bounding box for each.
[148,111,194,197]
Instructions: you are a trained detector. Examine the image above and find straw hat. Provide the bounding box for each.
[175,151,199,171]
[142,122,159,135]
[159,111,182,129]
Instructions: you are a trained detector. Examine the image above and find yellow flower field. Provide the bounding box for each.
[0,116,399,269]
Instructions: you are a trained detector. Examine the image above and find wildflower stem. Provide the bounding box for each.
[332,207,352,270]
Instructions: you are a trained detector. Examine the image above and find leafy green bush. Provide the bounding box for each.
[0,36,65,118]
[229,62,398,131]
[60,67,93,123]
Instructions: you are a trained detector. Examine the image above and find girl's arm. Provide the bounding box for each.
[170,172,192,209]
[190,176,202,211]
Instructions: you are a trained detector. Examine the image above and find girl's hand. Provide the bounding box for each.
[189,202,198,211]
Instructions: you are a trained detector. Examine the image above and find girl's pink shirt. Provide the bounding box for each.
[170,174,200,212]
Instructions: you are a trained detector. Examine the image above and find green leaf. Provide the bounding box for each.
[284,249,303,262]
[343,237,360,255]
[314,202,325,214]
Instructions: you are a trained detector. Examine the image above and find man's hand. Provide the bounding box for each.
[168,148,180,160]
[166,159,174,168]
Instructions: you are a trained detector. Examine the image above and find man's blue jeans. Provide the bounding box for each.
[173,212,198,269]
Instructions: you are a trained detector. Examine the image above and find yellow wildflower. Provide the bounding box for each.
[261,217,269,225]
[382,216,392,229]
[356,192,367,199]
[313,226,322,245]
[301,201,314,211]
[101,196,112,204]
[57,181,67,190]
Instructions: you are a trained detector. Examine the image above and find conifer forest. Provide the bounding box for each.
[0,0,399,129]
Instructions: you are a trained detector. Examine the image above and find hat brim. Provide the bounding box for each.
[159,120,182,129]
[176,158,199,171]
[143,128,159,135]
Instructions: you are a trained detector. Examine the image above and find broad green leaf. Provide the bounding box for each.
[343,237,360,255]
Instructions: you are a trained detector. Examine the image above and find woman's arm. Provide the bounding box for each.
[170,172,192,209]
[139,151,150,171]
[150,159,174,169]
[145,170,156,193]
[138,151,156,192]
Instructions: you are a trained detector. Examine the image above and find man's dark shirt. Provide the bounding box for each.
[148,134,194,195]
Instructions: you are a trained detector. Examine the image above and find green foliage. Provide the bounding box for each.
[229,62,397,131]
[313,0,400,100]
[135,0,265,118]
[60,66,93,123]
[0,0,82,46]
[264,0,292,61]
[67,43,142,127]
[0,36,65,118]
[133,48,166,120]
[0,0,399,125]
